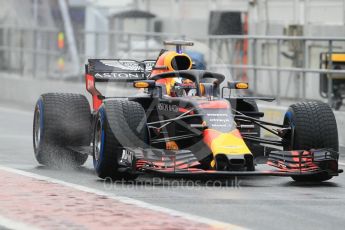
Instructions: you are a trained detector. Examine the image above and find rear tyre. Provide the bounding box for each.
[33,93,91,168]
[92,100,148,180]
[283,101,338,182]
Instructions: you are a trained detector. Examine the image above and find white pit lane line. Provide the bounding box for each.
[339,162,345,166]
[0,165,247,230]
[0,215,40,230]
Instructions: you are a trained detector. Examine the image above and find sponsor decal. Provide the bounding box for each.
[211,124,228,127]
[94,72,145,80]
[206,113,228,117]
[100,60,155,72]
[143,61,155,71]
[100,60,145,71]
[209,118,231,123]
[157,103,179,112]
[91,60,156,80]
[205,113,234,130]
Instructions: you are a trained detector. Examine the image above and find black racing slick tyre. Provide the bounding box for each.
[33,93,91,168]
[283,101,339,182]
[92,100,148,180]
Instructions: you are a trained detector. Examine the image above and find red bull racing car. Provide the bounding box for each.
[33,40,342,182]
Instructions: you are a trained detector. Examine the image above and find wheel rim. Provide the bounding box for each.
[94,118,102,162]
[34,107,41,150]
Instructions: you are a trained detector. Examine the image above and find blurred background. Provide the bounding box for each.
[1,0,345,110]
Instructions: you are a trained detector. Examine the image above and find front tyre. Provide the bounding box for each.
[283,101,338,182]
[92,100,148,180]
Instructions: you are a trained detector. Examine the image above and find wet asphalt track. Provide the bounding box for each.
[1,105,345,230]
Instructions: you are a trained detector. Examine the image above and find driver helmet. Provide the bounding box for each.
[181,78,196,96]
[171,78,196,97]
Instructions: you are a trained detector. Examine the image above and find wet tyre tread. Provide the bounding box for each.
[34,93,91,167]
[95,99,147,180]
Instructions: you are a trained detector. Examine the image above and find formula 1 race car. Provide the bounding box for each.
[33,40,342,182]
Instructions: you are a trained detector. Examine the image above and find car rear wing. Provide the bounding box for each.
[85,59,156,110]
[86,59,156,82]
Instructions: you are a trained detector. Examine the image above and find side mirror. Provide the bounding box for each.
[134,80,164,98]
[221,81,249,98]
[133,80,156,89]
[227,81,249,89]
